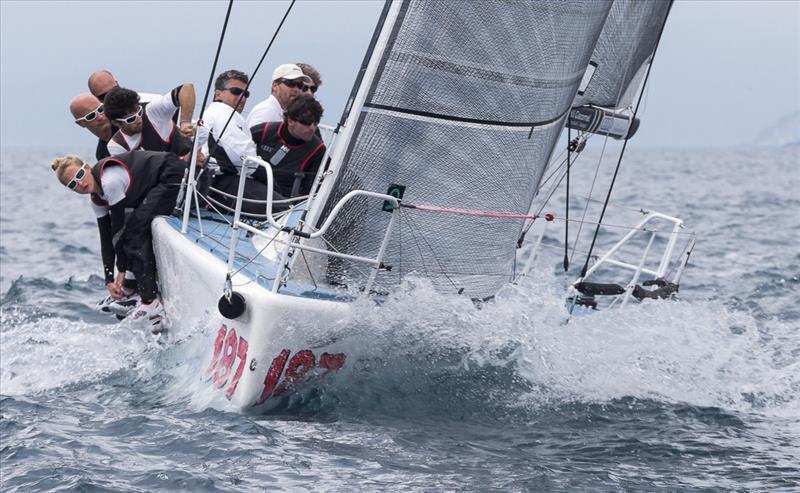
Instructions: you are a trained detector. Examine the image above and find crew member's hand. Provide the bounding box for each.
[179,122,195,139]
[179,150,205,166]
[107,282,123,300]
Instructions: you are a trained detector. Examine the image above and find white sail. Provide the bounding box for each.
[567,0,672,139]
[309,0,614,300]
[574,0,672,110]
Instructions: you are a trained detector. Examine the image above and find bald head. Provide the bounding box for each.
[69,93,100,119]
[70,92,112,140]
[88,70,118,100]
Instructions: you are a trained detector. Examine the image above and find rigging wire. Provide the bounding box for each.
[570,12,634,270]
[563,123,571,272]
[540,129,590,186]
[405,203,691,235]
[195,0,234,126]
[521,146,584,239]
[229,228,283,278]
[578,7,673,278]
[404,212,462,293]
[298,248,318,290]
[179,0,233,215]
[517,132,591,245]
[569,131,611,265]
[207,0,297,156]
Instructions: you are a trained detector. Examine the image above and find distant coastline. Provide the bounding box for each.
[756,110,800,147]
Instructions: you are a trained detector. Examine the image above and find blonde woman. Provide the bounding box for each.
[52,150,187,332]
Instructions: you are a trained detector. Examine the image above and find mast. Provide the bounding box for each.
[303,0,400,230]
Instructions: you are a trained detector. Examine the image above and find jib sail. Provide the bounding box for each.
[569,0,673,139]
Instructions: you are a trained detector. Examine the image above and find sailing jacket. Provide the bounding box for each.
[94,125,120,161]
[90,151,185,281]
[108,103,192,157]
[249,120,325,197]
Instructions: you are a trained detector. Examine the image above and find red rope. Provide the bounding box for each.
[402,203,554,221]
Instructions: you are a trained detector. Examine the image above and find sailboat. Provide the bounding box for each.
[151,0,692,412]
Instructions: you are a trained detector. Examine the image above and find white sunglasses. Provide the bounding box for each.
[74,104,104,124]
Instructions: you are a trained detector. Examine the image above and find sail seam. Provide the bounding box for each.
[363,103,568,128]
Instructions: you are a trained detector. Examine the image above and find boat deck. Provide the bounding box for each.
[163,210,355,303]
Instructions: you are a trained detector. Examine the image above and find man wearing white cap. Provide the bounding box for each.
[246,63,312,128]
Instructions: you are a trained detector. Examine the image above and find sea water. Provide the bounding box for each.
[1,146,798,491]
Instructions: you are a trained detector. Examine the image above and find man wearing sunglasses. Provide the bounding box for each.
[201,69,272,214]
[250,94,326,199]
[246,63,312,128]
[70,93,118,160]
[103,85,195,158]
[88,70,160,105]
[295,63,322,97]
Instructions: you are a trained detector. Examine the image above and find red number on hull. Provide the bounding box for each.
[319,352,346,373]
[204,324,250,400]
[225,336,249,400]
[256,349,291,405]
[205,325,347,405]
[273,350,316,397]
[213,328,239,388]
[203,324,228,381]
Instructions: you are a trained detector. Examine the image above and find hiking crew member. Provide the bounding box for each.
[51,151,190,332]
[249,94,325,199]
[69,93,119,160]
[103,86,195,157]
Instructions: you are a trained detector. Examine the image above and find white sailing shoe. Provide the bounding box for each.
[95,291,141,319]
[129,298,165,334]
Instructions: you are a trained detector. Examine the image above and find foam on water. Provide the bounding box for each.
[0,305,162,396]
[152,267,800,421]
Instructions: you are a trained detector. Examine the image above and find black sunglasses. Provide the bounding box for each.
[67,165,87,190]
[95,83,120,102]
[304,84,318,94]
[74,104,104,124]
[280,79,309,90]
[224,86,250,98]
[293,118,319,127]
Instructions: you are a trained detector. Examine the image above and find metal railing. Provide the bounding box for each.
[225,156,400,296]
[568,211,690,310]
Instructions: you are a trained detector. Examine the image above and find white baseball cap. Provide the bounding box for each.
[272,64,312,83]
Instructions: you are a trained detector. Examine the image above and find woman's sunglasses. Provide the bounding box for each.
[74,104,104,124]
[115,106,143,125]
[67,165,87,190]
[223,86,250,98]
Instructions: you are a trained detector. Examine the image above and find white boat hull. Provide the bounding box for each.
[152,217,351,413]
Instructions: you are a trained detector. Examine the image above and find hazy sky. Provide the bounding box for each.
[1,0,798,149]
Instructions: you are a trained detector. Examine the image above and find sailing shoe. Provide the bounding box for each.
[129,298,166,334]
[95,292,141,319]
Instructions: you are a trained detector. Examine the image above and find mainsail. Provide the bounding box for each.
[315,0,613,300]
[569,0,673,139]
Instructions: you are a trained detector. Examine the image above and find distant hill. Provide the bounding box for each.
[756,111,800,147]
